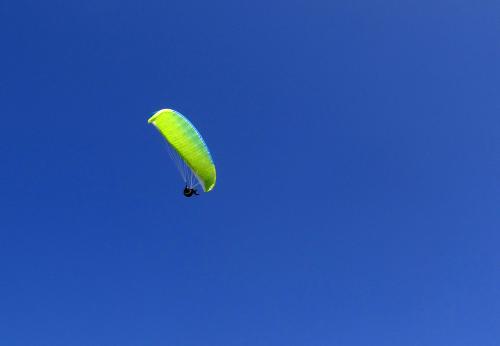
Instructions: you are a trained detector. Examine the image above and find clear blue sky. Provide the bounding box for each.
[1,1,499,345]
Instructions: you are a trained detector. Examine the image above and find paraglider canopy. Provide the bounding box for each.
[148,109,216,193]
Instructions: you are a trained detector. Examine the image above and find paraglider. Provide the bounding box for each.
[183,185,199,197]
[148,109,216,197]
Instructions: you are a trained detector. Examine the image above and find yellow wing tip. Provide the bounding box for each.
[204,171,216,192]
[147,109,174,124]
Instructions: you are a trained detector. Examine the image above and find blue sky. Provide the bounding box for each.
[1,1,499,345]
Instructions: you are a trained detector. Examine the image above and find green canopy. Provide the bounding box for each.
[148,109,216,192]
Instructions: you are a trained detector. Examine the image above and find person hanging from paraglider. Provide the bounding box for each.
[183,185,199,197]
